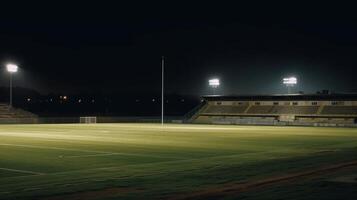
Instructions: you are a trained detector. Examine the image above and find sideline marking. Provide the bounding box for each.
[66,153,119,158]
[0,143,181,159]
[0,167,45,175]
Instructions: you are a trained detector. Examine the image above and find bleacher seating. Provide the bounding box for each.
[270,106,319,115]
[191,94,357,126]
[201,104,356,116]
[246,106,273,114]
[297,117,355,124]
[321,106,357,115]
[0,103,37,119]
[246,106,319,115]
[203,105,248,114]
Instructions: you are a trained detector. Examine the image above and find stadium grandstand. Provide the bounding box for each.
[190,94,357,127]
[0,103,38,123]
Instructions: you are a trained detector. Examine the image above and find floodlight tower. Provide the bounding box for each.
[208,78,220,95]
[6,64,18,108]
[283,76,297,94]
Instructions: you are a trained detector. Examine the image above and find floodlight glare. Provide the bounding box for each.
[283,77,297,86]
[6,64,18,73]
[5,63,19,108]
[283,76,297,94]
[208,78,220,88]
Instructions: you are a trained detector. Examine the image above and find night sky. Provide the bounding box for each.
[1,2,357,96]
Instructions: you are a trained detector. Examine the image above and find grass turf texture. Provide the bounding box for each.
[0,124,356,200]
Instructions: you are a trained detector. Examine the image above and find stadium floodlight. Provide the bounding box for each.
[283,77,297,85]
[283,76,297,94]
[209,78,220,88]
[208,78,220,95]
[6,64,18,73]
[6,63,19,108]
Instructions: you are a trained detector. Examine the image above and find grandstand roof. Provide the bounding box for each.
[202,93,357,101]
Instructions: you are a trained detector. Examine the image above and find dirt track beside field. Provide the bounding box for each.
[169,160,357,200]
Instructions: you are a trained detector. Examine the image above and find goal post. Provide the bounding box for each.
[79,116,97,124]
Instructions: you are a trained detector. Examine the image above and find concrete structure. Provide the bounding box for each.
[190,94,357,127]
[0,103,38,124]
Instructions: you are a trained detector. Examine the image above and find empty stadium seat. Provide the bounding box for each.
[203,105,248,114]
[246,106,273,114]
[270,106,319,114]
[0,103,37,119]
[321,106,357,115]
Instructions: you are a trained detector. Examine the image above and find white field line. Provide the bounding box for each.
[0,149,314,185]
[0,143,109,154]
[0,167,45,175]
[99,124,294,131]
[0,131,179,146]
[84,124,257,131]
[26,123,259,132]
[0,143,182,159]
[109,124,357,135]
[0,131,105,141]
[22,187,42,191]
[65,152,185,159]
[66,153,121,158]
[93,150,295,170]
[2,153,260,179]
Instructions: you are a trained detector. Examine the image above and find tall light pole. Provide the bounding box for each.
[161,56,164,126]
[283,76,297,94]
[208,78,220,95]
[6,64,18,108]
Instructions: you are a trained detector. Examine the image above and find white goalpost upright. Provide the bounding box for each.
[79,116,97,124]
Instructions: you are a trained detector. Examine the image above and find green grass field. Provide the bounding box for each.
[0,124,357,200]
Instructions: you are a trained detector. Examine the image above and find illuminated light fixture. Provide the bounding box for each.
[5,63,19,108]
[208,78,220,95]
[6,64,18,73]
[283,76,297,94]
[283,77,297,86]
[208,78,220,88]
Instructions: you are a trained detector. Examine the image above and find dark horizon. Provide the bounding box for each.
[1,2,357,96]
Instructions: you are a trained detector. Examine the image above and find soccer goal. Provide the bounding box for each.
[79,116,97,124]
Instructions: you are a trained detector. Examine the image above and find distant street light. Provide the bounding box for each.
[6,64,18,108]
[283,76,297,94]
[208,78,220,95]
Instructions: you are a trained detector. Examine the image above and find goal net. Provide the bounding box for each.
[79,116,97,124]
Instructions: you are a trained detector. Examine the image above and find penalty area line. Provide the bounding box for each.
[65,153,119,158]
[0,167,45,175]
[0,143,183,160]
